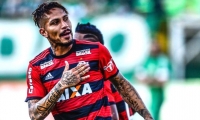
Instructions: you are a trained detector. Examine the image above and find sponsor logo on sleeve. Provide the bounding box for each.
[104,59,114,72]
[40,60,54,69]
[28,67,33,93]
[76,49,91,56]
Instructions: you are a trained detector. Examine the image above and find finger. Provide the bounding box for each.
[80,75,90,82]
[72,63,85,72]
[77,65,90,75]
[63,61,70,72]
[79,67,90,76]
[73,63,89,74]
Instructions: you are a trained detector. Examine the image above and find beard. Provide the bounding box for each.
[57,39,73,47]
[48,36,73,47]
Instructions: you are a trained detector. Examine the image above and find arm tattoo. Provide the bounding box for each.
[110,73,153,119]
[28,82,64,120]
[28,70,82,120]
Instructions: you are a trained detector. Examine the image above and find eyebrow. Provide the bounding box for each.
[49,14,68,22]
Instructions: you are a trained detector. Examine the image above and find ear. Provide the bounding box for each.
[39,28,48,38]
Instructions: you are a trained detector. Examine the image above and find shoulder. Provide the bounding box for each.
[74,39,103,51]
[29,48,51,65]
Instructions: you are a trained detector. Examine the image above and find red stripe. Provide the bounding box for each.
[76,39,99,45]
[119,111,129,120]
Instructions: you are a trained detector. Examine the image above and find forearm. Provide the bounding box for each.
[28,81,65,120]
[28,63,90,120]
[110,74,153,119]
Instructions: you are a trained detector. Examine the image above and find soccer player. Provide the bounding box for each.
[25,1,153,120]
[74,22,135,120]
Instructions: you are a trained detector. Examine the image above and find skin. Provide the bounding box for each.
[110,73,153,120]
[28,7,153,120]
[39,8,73,56]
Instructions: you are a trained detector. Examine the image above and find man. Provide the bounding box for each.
[74,22,135,120]
[135,40,171,120]
[25,1,153,120]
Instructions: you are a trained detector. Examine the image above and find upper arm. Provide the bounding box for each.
[109,72,132,93]
[98,43,119,80]
[109,72,124,84]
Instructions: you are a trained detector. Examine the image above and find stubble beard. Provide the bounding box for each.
[57,39,73,47]
[49,34,73,47]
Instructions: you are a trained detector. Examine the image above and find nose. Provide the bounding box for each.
[61,20,68,29]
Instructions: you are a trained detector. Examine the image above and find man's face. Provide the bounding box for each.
[40,7,73,46]
[74,32,99,42]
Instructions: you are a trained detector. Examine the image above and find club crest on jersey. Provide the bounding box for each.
[57,83,92,102]
[78,61,88,65]
[76,49,91,56]
[40,60,54,69]
[104,59,114,72]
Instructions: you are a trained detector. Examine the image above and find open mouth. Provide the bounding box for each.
[60,29,71,37]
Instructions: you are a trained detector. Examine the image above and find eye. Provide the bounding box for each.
[50,20,59,25]
[63,16,68,21]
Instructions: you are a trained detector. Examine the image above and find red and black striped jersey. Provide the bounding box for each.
[25,40,119,120]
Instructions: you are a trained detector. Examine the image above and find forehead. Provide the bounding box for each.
[44,7,68,20]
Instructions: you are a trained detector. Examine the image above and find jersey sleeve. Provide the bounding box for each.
[25,63,47,102]
[99,43,119,80]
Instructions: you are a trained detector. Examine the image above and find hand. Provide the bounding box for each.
[60,61,90,88]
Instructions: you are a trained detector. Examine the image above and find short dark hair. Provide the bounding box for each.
[75,22,104,45]
[32,1,68,27]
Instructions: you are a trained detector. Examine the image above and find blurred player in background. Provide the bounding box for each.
[135,40,171,120]
[25,1,153,120]
[74,22,135,120]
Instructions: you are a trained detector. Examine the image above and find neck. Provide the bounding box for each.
[51,41,73,56]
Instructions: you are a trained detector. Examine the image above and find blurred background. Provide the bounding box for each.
[0,0,200,120]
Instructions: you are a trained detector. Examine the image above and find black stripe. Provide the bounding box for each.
[116,100,126,113]
[25,96,42,102]
[95,116,112,120]
[75,44,98,51]
[41,60,99,83]
[111,84,117,93]
[54,96,110,120]
[106,70,119,80]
